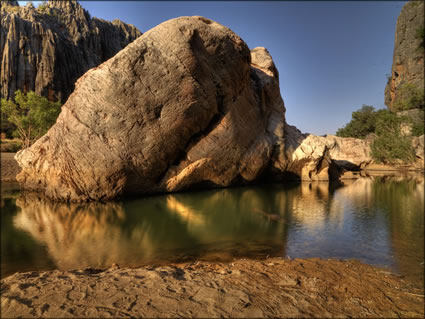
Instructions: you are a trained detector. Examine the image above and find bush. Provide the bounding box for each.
[336,106,417,163]
[392,83,424,111]
[336,105,380,138]
[1,90,61,149]
[410,109,425,136]
[371,111,415,163]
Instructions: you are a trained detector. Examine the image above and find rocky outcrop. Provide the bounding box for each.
[385,1,424,111]
[15,16,375,201]
[0,0,141,102]
[271,124,372,181]
[15,16,287,201]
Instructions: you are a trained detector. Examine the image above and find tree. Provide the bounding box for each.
[336,105,380,138]
[371,111,415,163]
[1,90,61,148]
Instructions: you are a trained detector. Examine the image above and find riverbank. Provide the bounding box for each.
[1,257,424,318]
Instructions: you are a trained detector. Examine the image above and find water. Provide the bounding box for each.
[1,176,424,286]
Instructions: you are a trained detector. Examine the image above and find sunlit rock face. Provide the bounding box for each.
[15,15,374,201]
[385,1,424,111]
[15,16,286,201]
[273,124,372,181]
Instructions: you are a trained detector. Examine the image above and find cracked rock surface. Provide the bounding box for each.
[15,16,286,201]
[1,258,424,318]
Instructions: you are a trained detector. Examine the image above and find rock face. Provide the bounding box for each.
[16,16,287,201]
[271,124,372,181]
[412,135,425,169]
[0,0,141,102]
[385,1,424,111]
[15,16,374,201]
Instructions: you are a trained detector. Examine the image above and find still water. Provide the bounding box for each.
[1,176,424,285]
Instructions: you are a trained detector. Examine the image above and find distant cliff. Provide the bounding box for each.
[385,1,424,112]
[0,0,141,102]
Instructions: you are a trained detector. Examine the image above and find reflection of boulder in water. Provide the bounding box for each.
[14,193,155,270]
[166,188,288,243]
[166,196,206,226]
[287,181,334,231]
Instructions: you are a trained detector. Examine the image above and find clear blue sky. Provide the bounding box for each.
[19,1,406,135]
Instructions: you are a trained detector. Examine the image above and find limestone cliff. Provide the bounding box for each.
[385,1,424,111]
[0,0,141,102]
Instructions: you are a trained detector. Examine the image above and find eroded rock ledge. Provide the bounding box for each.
[14,16,421,201]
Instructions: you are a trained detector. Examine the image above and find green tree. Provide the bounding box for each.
[336,105,381,138]
[392,83,424,111]
[371,111,415,163]
[1,90,61,148]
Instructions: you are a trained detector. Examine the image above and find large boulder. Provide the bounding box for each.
[16,16,286,201]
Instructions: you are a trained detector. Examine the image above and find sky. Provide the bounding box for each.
[19,0,406,135]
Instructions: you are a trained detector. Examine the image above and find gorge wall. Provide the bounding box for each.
[0,0,141,102]
[385,0,424,111]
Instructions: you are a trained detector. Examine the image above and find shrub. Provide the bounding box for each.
[392,83,424,111]
[1,90,61,149]
[410,109,425,136]
[371,111,415,163]
[336,105,380,139]
[336,106,417,163]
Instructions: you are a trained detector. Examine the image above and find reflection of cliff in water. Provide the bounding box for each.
[13,187,293,270]
[371,175,424,284]
[14,194,157,270]
[11,176,424,283]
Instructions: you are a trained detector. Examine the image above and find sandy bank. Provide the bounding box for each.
[1,258,424,318]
